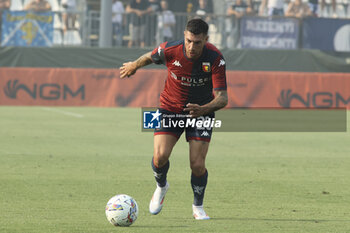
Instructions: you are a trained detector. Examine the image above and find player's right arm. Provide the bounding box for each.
[120,42,167,78]
[119,51,153,78]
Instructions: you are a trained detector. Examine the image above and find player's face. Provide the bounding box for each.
[184,30,208,60]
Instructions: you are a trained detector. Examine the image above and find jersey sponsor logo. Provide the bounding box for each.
[172,60,182,67]
[169,71,210,87]
[158,46,162,56]
[218,59,226,67]
[202,62,211,72]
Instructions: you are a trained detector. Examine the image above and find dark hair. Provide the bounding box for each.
[186,18,209,35]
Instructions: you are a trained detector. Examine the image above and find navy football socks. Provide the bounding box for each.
[191,170,208,206]
[151,157,169,188]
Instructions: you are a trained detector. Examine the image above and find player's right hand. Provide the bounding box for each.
[119,62,137,79]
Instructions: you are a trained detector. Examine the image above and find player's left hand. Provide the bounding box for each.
[184,103,207,118]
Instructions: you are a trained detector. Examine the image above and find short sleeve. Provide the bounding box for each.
[211,55,227,90]
[151,42,167,65]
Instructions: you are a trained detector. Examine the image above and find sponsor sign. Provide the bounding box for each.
[0,68,349,110]
[240,16,299,49]
[302,17,350,51]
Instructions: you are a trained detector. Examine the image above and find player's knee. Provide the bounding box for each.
[190,161,205,176]
[153,148,171,167]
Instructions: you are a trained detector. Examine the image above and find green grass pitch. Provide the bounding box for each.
[0,106,350,233]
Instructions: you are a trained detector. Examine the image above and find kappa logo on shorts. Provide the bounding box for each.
[201,131,210,137]
[143,109,162,129]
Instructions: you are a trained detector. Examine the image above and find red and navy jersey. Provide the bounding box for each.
[151,40,227,113]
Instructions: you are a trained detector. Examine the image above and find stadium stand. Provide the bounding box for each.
[10,0,23,10]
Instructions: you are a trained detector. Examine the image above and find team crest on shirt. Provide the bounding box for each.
[202,62,211,72]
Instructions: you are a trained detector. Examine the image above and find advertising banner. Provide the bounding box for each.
[302,17,350,52]
[0,68,349,109]
[1,10,53,47]
[0,68,166,107]
[225,71,350,109]
[240,16,299,49]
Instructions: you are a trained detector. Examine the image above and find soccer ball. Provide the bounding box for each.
[105,194,139,227]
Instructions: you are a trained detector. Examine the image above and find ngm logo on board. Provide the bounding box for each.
[142,108,222,130]
[3,80,85,100]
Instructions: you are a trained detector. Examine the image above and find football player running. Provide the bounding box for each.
[120,18,227,220]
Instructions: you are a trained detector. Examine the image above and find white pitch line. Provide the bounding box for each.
[42,107,84,118]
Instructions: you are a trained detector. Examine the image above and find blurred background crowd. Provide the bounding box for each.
[1,0,350,50]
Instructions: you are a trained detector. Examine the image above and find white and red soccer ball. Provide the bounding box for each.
[105,194,139,227]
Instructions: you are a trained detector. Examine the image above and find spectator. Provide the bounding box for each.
[320,0,337,17]
[126,0,152,48]
[227,0,253,48]
[0,0,10,11]
[149,0,161,12]
[227,0,254,18]
[0,0,10,41]
[24,0,51,11]
[148,0,161,47]
[195,0,213,15]
[195,0,214,23]
[168,0,197,13]
[259,0,284,16]
[285,0,312,18]
[156,0,176,43]
[187,0,198,13]
[61,0,77,32]
[112,0,125,46]
[308,0,318,16]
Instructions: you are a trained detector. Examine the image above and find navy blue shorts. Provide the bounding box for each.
[154,108,214,142]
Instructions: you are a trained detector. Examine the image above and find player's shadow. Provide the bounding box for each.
[211,217,350,223]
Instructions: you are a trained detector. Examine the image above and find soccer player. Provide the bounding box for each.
[120,18,227,220]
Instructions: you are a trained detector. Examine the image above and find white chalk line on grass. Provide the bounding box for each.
[42,107,84,118]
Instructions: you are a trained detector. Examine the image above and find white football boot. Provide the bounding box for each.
[192,204,210,220]
[149,182,169,215]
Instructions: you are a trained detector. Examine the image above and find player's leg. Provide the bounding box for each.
[189,139,210,220]
[152,134,178,186]
[189,140,209,177]
[186,112,214,220]
[149,134,178,215]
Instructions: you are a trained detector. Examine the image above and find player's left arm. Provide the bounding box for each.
[184,90,228,118]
